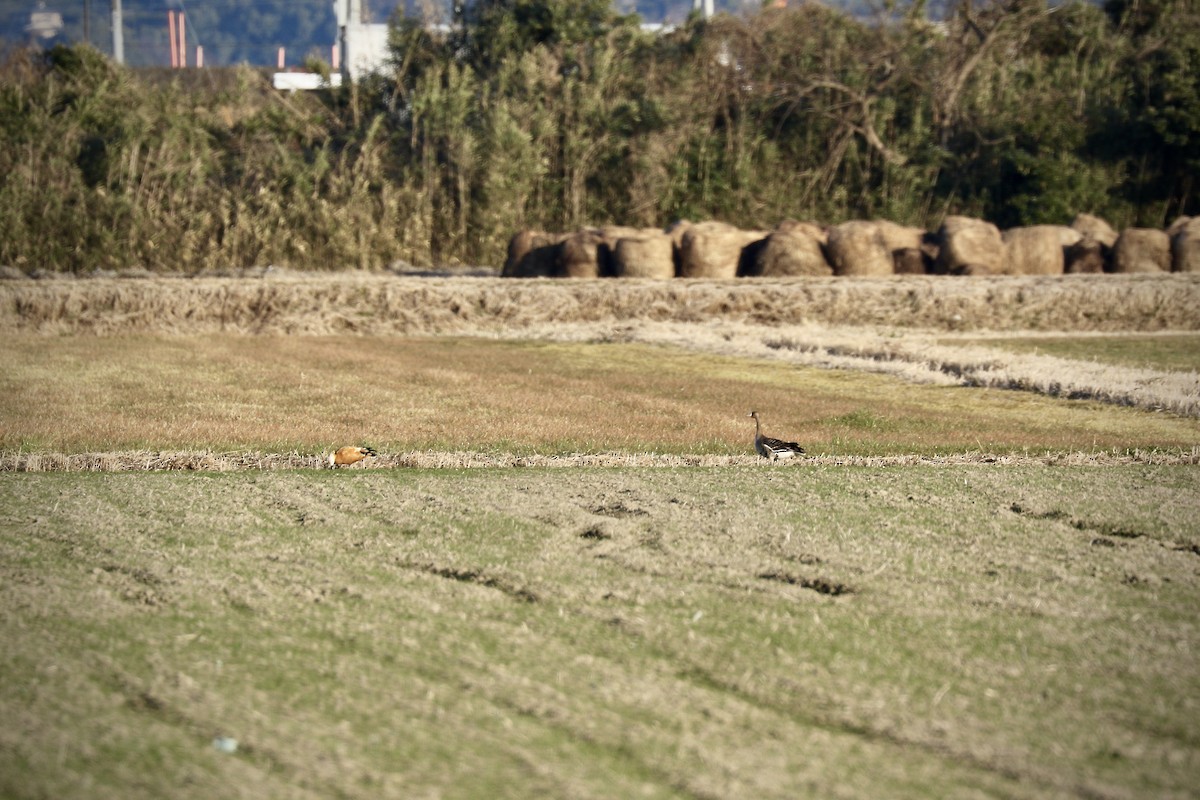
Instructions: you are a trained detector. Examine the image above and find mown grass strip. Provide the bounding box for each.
[945,333,1200,373]
[2,335,1198,456]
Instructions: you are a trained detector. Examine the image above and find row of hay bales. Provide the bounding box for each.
[502,214,1200,279]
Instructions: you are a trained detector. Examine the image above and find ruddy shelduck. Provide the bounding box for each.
[328,445,377,468]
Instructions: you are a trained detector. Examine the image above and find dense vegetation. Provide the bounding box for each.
[0,0,1196,273]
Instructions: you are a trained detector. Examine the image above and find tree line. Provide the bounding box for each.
[0,0,1196,273]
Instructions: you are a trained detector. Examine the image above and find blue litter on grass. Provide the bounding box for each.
[212,736,238,754]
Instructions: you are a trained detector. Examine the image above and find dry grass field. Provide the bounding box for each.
[1,335,1198,460]
[3,272,1199,336]
[1,273,1198,798]
[1,273,1198,461]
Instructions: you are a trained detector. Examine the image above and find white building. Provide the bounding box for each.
[277,0,729,91]
[25,2,65,41]
[274,0,390,90]
[337,0,392,82]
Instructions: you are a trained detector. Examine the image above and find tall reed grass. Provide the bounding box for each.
[0,48,426,274]
[4,0,1197,275]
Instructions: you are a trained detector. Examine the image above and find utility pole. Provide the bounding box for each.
[339,0,361,85]
[83,0,90,46]
[694,0,714,17]
[111,0,124,63]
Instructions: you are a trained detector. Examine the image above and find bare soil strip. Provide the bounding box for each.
[4,448,1198,472]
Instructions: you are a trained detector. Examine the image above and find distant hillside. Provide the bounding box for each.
[1,0,355,68]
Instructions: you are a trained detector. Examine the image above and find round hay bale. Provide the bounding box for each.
[776,219,828,246]
[502,230,565,278]
[1169,217,1200,273]
[558,229,605,279]
[597,226,664,277]
[953,262,1000,276]
[1002,225,1078,275]
[665,220,692,275]
[1064,236,1106,274]
[892,247,930,274]
[614,234,675,279]
[877,221,930,274]
[678,221,766,279]
[825,220,893,276]
[504,229,537,273]
[1112,228,1170,273]
[742,221,832,277]
[1071,213,1119,249]
[1167,216,1193,237]
[934,216,1005,275]
[876,220,925,255]
[599,225,647,242]
[666,220,692,249]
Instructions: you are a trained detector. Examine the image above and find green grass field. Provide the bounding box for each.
[946,333,1200,374]
[3,465,1199,799]
[2,330,1199,798]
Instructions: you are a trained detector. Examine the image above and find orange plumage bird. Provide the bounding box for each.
[327,445,377,468]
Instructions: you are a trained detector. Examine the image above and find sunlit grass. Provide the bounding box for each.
[945,333,1200,373]
[2,334,1198,456]
[2,466,1198,798]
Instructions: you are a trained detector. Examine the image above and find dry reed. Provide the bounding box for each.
[3,273,1199,336]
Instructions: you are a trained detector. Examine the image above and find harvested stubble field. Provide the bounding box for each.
[2,272,1199,439]
[2,273,1199,798]
[3,272,1200,335]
